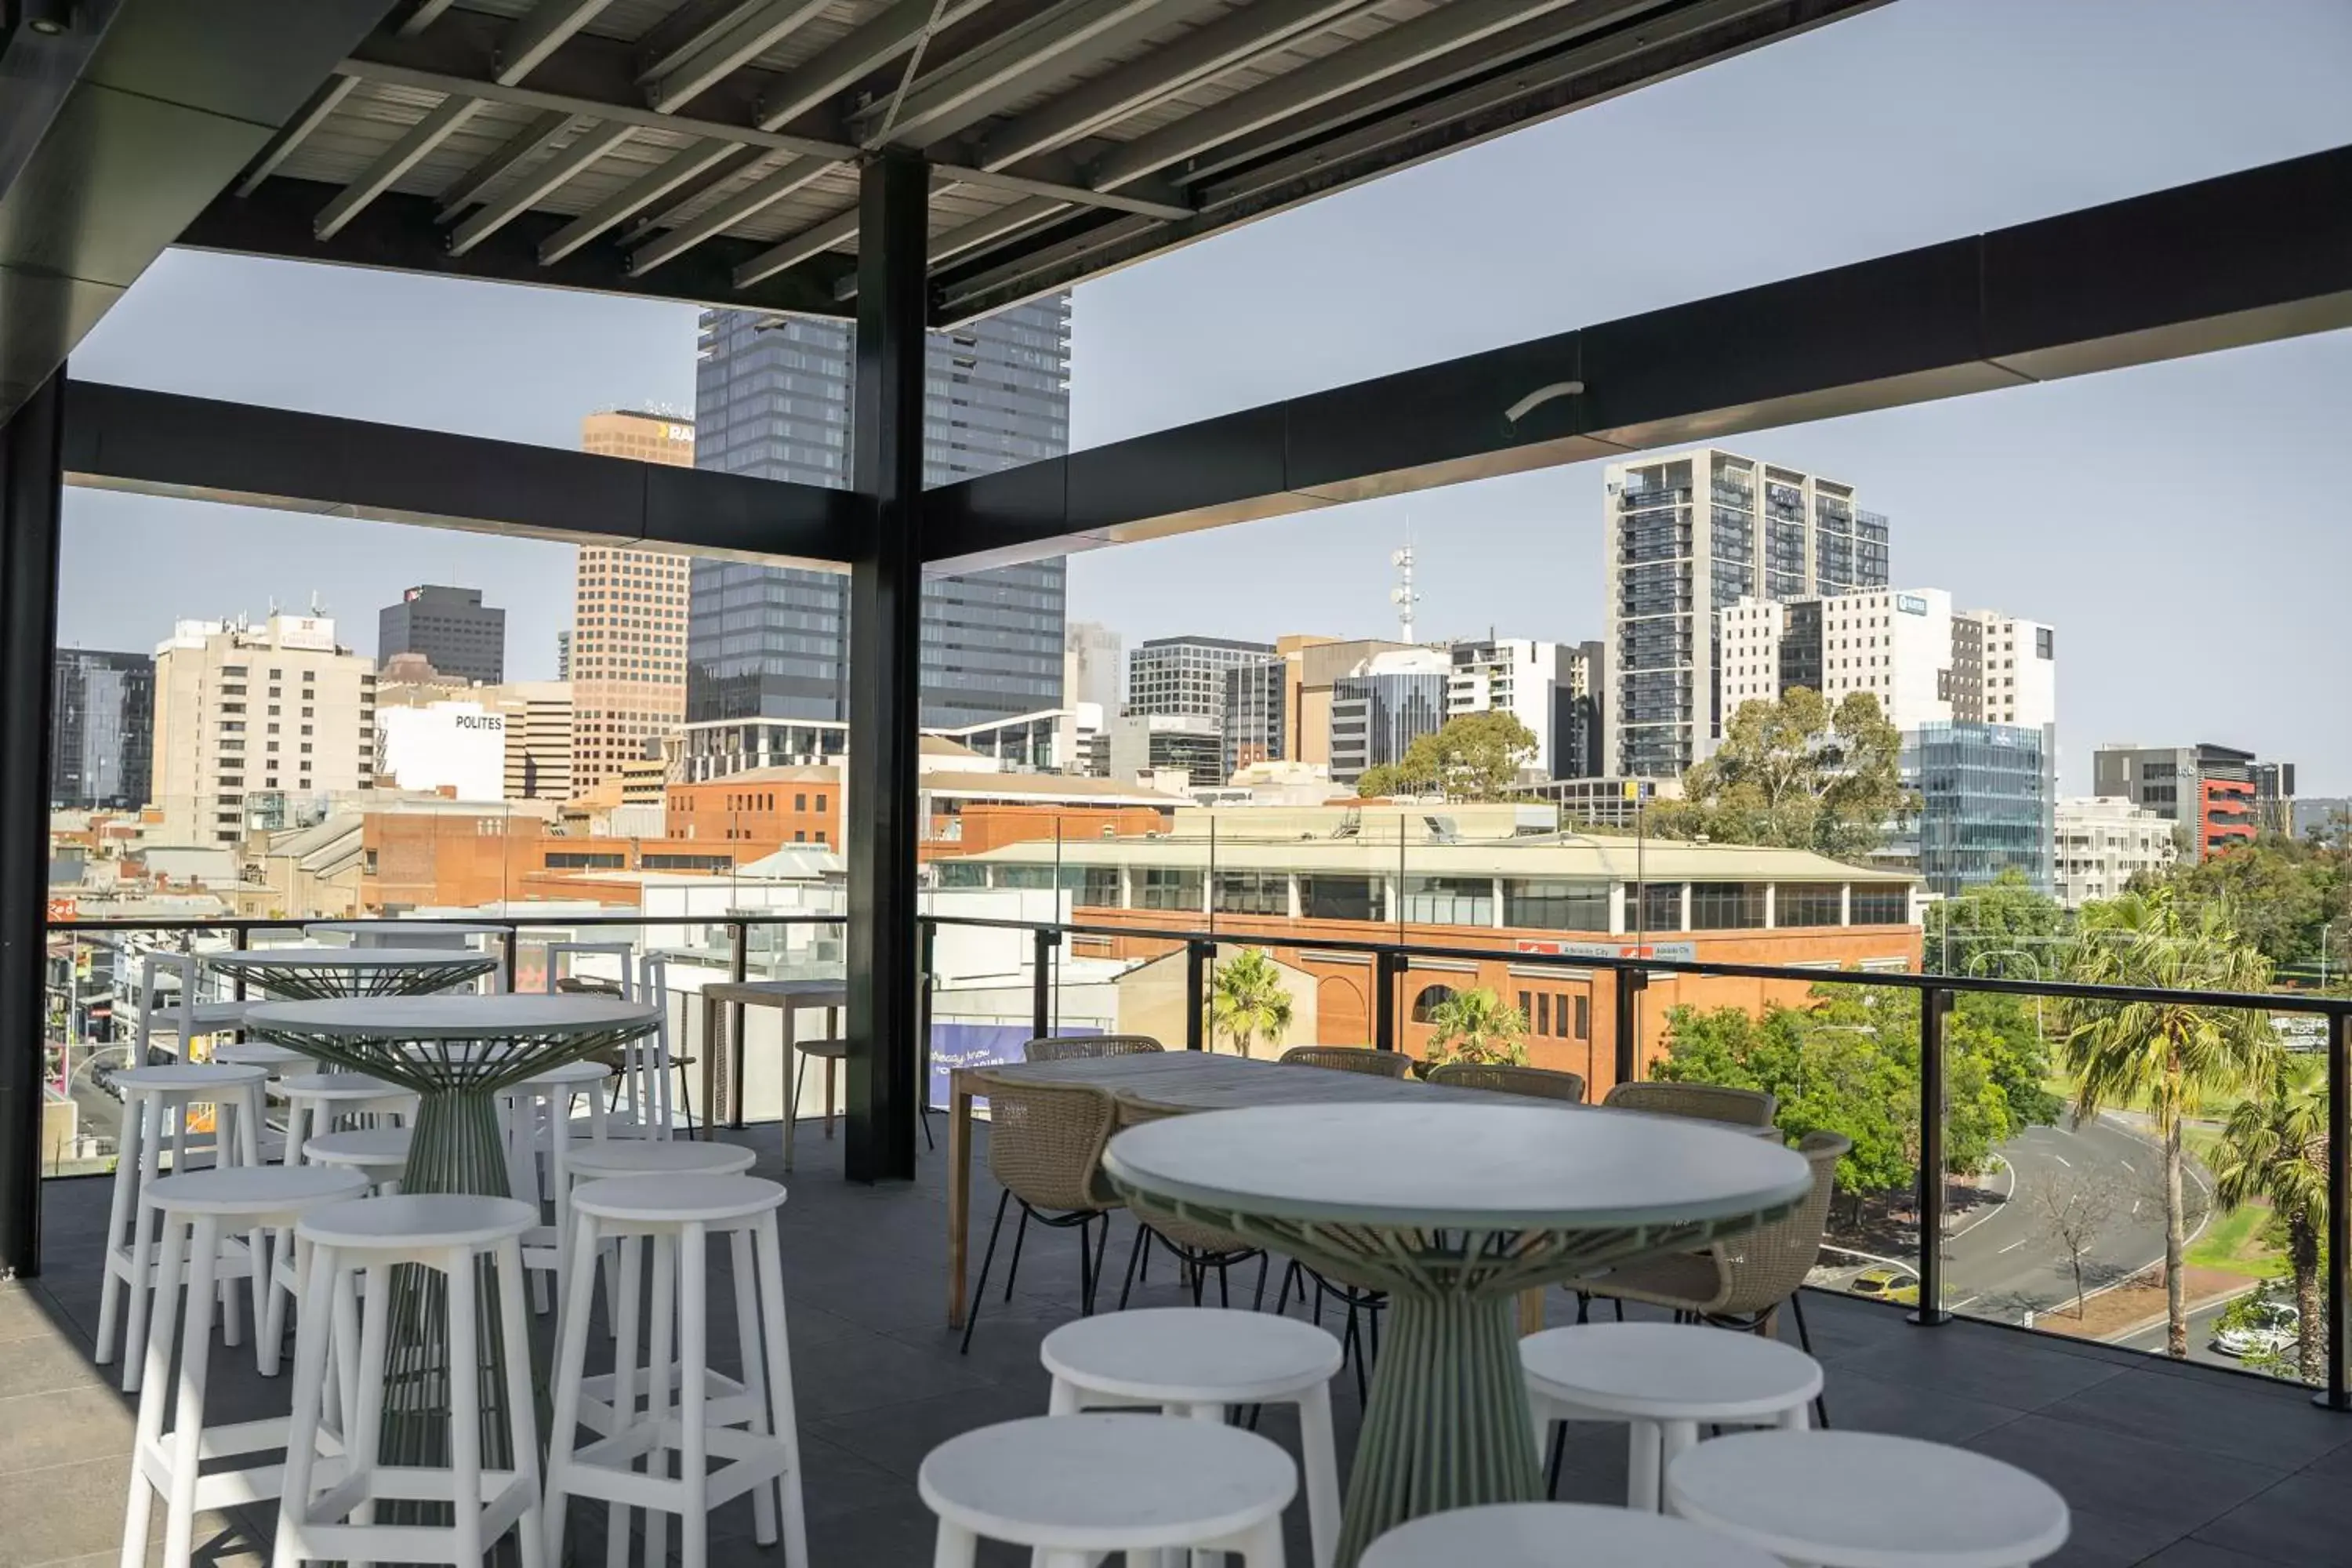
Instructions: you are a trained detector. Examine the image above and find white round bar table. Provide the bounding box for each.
[305,920,510,949]
[206,946,499,1000]
[243,995,661,1483]
[1102,1102,1812,1568]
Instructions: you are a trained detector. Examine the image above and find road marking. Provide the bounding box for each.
[2051,1153,2072,1169]
[2122,1160,2135,1174]
[1998,1238,2029,1254]
[2132,1199,2141,1216]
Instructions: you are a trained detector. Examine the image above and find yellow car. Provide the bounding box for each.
[1849,1266,1921,1306]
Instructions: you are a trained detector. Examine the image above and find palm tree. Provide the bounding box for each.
[2060,887,2278,1358]
[2211,1059,2328,1385]
[1423,987,1530,1068]
[1210,947,1293,1058]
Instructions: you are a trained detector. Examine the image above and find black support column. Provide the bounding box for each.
[0,368,64,1276]
[841,152,927,1183]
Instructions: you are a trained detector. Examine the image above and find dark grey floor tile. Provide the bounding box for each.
[2190,1472,2346,1566]
[1836,1328,2129,1412]
[2138,1538,2303,1568]
[2034,1508,2180,1568]
[2035,1365,2352,1471]
[801,1500,942,1568]
[0,1322,109,1400]
[1963,1414,2284,1538]
[811,1384,1047,1482]
[784,1322,996,1421]
[0,1384,135,1479]
[1821,1366,2027,1443]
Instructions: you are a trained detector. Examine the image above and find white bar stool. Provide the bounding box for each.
[303,1127,412,1192]
[1042,1308,1344,1568]
[273,1074,417,1167]
[1522,1323,1821,1511]
[543,1174,806,1568]
[559,1138,756,1326]
[1359,1501,1782,1567]
[274,1194,544,1568]
[920,1413,1294,1568]
[122,1165,371,1568]
[498,1058,611,1310]
[1665,1431,2072,1568]
[97,1064,269,1390]
[215,1040,307,1076]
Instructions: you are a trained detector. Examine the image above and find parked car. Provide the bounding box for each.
[2213,1297,2299,1360]
[1849,1266,1921,1305]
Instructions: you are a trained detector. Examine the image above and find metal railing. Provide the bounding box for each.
[922,909,2352,1410]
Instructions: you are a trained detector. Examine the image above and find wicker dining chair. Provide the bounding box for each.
[1278,1044,1412,1079]
[961,1073,1123,1353]
[1112,1100,1270,1311]
[1602,1079,1778,1127]
[1568,1130,1851,1435]
[1022,1034,1166,1063]
[1426,1061,1588,1102]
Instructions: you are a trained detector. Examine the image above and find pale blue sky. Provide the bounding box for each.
[58,0,2352,790]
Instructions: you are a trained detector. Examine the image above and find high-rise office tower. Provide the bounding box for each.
[1330,648,1451,786]
[52,648,154,810]
[1126,635,1277,724]
[1222,658,1287,777]
[2093,743,2294,860]
[688,300,1071,738]
[1603,449,1889,777]
[575,411,693,793]
[1063,622,1123,713]
[378,584,505,684]
[151,614,376,844]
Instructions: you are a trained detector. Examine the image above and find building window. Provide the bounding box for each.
[1503,879,1610,932]
[1301,875,1385,923]
[1774,884,1843,928]
[1410,984,1456,1023]
[1573,995,1589,1040]
[1139,869,1204,910]
[1689,883,1764,930]
[794,793,806,811]
[1637,883,1683,932]
[1403,877,1493,927]
[1849,884,1910,924]
[1214,870,1287,916]
[1535,994,1551,1036]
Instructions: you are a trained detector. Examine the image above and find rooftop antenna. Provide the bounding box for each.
[1389,525,1420,643]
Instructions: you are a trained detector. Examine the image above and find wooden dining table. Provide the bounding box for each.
[944,1050,1626,1328]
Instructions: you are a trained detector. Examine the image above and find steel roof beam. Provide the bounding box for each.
[851,0,1191,151]
[751,0,994,131]
[435,107,576,220]
[450,121,635,253]
[1087,0,1601,191]
[731,207,862,288]
[636,0,769,80]
[628,155,833,274]
[648,0,833,111]
[396,0,461,37]
[621,145,768,241]
[975,0,1367,169]
[316,0,622,239]
[234,76,360,199]
[539,140,750,262]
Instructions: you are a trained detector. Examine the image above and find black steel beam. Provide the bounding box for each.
[0,367,65,1279]
[841,151,927,1184]
[179,176,859,321]
[924,141,2352,570]
[61,380,862,565]
[0,0,396,419]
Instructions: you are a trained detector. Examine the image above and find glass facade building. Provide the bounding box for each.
[51,648,153,810]
[689,299,1071,733]
[1604,449,1889,777]
[1127,635,1276,723]
[1907,721,2056,896]
[1330,670,1448,785]
[376,584,504,684]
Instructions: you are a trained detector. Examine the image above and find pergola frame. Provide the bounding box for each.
[2,0,2350,1276]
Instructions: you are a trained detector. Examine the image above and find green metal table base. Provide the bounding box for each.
[1112,1184,1799,1566]
[202,953,499,1001]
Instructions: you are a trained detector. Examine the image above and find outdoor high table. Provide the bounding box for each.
[1102,1102,1813,1567]
[205,945,500,1000]
[697,978,845,1167]
[242,995,662,1475]
[306,919,511,949]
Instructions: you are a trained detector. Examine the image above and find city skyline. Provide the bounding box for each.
[48,0,2352,793]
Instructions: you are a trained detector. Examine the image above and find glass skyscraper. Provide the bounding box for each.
[52,648,154,810]
[1906,721,2056,896]
[689,299,1071,733]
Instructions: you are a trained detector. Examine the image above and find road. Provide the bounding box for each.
[1817,1112,2208,1327]
[2120,1297,2249,1371]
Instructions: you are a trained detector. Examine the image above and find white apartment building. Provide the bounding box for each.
[1718,587,2056,732]
[2054,795,2176,908]
[151,615,376,846]
[375,701,506,800]
[1446,639,1581,779]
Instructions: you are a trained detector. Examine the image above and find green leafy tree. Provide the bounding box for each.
[2161,834,2335,971]
[1422,987,1529,1067]
[2210,1059,2329,1385]
[1924,869,2069,978]
[2060,887,2279,1358]
[1355,711,1540,800]
[1209,946,1294,1058]
[1648,688,1909,859]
